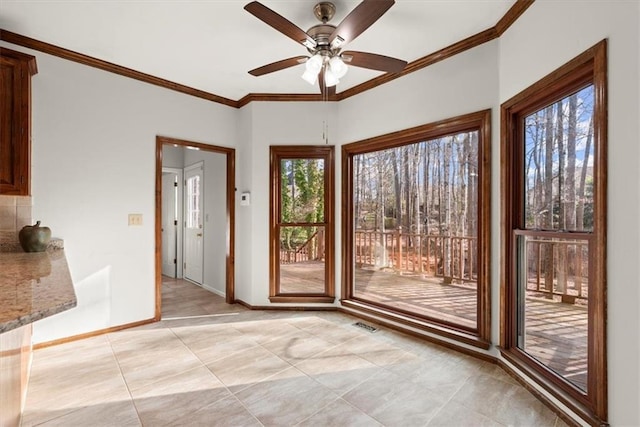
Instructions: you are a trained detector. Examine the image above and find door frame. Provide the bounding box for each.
[155,136,236,319]
[161,167,183,279]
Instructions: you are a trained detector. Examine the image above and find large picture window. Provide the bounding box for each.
[501,41,607,424]
[270,146,335,303]
[342,111,491,347]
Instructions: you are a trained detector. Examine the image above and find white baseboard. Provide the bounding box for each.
[202,284,226,298]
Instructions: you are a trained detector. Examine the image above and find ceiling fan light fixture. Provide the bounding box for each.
[329,56,348,79]
[324,67,339,87]
[302,68,318,85]
[305,54,323,73]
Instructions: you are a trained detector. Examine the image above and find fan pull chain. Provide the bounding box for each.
[322,120,328,145]
[323,94,330,145]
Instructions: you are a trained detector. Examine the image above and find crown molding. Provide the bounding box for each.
[0,29,239,108]
[336,27,498,101]
[236,92,338,108]
[0,0,534,108]
[495,0,535,36]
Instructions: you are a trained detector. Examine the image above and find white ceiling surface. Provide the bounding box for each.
[0,0,515,100]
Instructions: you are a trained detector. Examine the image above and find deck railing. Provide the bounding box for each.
[354,229,478,284]
[279,228,589,304]
[280,229,324,264]
[353,229,589,303]
[523,238,589,303]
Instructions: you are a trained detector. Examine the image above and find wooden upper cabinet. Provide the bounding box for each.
[0,48,37,196]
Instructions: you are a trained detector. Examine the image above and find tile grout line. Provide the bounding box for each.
[175,350,265,425]
[107,327,202,393]
[168,322,267,426]
[166,324,244,400]
[217,318,356,425]
[420,374,470,426]
[23,337,123,427]
[105,332,144,426]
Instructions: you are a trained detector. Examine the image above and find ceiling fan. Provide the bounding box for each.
[244,0,408,95]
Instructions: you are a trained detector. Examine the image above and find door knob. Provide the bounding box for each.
[197,233,203,237]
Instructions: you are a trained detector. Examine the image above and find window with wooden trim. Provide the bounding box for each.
[342,110,491,347]
[500,40,607,425]
[269,146,335,303]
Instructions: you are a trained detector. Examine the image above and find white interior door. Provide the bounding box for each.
[184,162,204,285]
[161,171,178,277]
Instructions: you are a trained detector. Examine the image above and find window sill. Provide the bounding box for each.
[499,347,606,426]
[269,295,335,304]
[340,299,490,350]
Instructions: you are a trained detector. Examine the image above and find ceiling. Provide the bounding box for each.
[0,0,516,101]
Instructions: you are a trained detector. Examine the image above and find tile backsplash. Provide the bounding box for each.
[0,196,32,252]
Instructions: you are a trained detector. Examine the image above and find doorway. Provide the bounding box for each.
[155,136,236,320]
[161,168,182,278]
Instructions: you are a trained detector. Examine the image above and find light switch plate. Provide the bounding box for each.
[128,213,143,226]
[240,192,250,206]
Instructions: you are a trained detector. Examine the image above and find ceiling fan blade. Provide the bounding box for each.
[342,51,407,73]
[244,2,316,48]
[249,56,308,76]
[329,0,394,48]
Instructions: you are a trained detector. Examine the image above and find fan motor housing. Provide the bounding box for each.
[306,24,336,54]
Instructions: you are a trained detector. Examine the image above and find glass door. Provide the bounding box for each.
[269,146,334,303]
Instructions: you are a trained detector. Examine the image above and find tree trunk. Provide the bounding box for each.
[566,94,577,230]
[443,137,452,278]
[556,99,565,230]
[423,142,430,235]
[543,105,555,294]
[577,117,593,230]
[403,146,411,231]
[391,149,403,229]
[555,99,566,293]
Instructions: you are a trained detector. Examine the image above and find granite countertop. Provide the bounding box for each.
[0,249,77,333]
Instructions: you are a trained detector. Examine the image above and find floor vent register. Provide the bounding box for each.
[352,322,378,333]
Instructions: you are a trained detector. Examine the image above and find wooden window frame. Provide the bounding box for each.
[500,40,607,425]
[341,110,492,348]
[269,145,335,303]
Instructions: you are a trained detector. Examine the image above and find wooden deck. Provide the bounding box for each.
[523,296,587,390]
[354,268,477,328]
[279,262,587,390]
[279,261,325,293]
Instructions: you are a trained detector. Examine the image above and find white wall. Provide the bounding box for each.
[337,41,499,144]
[162,145,184,169]
[235,105,254,303]
[184,149,227,296]
[499,2,640,425]
[238,101,340,305]
[0,43,238,343]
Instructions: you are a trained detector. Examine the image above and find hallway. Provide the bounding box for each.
[21,280,568,426]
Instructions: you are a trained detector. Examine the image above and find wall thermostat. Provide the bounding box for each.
[240,192,251,206]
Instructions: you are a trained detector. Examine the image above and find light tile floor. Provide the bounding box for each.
[21,278,570,426]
